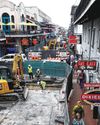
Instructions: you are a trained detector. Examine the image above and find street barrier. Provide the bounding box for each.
[23,60,71,77]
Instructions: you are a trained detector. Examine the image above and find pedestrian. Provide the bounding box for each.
[66,69,74,102]
[28,65,33,80]
[72,112,85,125]
[78,69,86,91]
[66,55,71,65]
[72,101,84,119]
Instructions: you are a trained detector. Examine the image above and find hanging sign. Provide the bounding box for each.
[81,89,100,106]
[68,35,77,44]
[77,60,96,70]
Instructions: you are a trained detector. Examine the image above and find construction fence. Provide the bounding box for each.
[23,60,71,77]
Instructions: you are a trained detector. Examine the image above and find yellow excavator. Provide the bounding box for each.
[0,54,28,102]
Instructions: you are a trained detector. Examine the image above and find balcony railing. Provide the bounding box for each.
[4,30,50,38]
[74,0,90,21]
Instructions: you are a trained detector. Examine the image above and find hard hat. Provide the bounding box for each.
[28,64,31,67]
[37,68,40,71]
[37,81,40,85]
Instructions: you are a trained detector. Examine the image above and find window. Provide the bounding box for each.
[88,29,91,44]
[98,30,100,53]
[92,28,95,48]
[11,15,15,29]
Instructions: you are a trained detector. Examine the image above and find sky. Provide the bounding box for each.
[10,0,80,28]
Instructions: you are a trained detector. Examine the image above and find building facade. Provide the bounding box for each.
[68,5,83,57]
[0,0,52,56]
[74,0,100,77]
[74,0,100,123]
[25,6,51,23]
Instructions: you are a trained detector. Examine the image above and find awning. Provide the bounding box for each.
[7,22,15,26]
[19,22,37,26]
[0,22,5,25]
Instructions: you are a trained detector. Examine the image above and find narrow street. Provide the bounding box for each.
[0,89,62,125]
[0,0,100,124]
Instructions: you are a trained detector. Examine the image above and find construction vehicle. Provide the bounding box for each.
[0,54,28,102]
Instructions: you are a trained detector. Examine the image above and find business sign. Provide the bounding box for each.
[68,35,77,44]
[77,60,96,70]
[81,89,100,106]
[84,83,100,88]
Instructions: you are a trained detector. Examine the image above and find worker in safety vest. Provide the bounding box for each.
[37,80,46,90]
[35,69,46,90]
[35,69,41,79]
[28,65,33,80]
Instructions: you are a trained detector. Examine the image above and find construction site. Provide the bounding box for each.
[0,48,70,125]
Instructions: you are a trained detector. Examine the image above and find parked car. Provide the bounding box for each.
[0,53,27,62]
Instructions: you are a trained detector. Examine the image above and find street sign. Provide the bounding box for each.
[81,89,100,106]
[77,60,96,70]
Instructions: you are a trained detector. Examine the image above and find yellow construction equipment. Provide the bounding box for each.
[0,53,28,102]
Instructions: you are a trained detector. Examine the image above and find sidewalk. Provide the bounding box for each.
[68,79,97,125]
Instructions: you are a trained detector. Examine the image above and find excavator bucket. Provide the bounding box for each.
[20,86,29,100]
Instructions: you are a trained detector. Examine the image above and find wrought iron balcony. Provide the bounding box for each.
[74,0,90,21]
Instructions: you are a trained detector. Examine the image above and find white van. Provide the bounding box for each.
[0,53,27,62]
